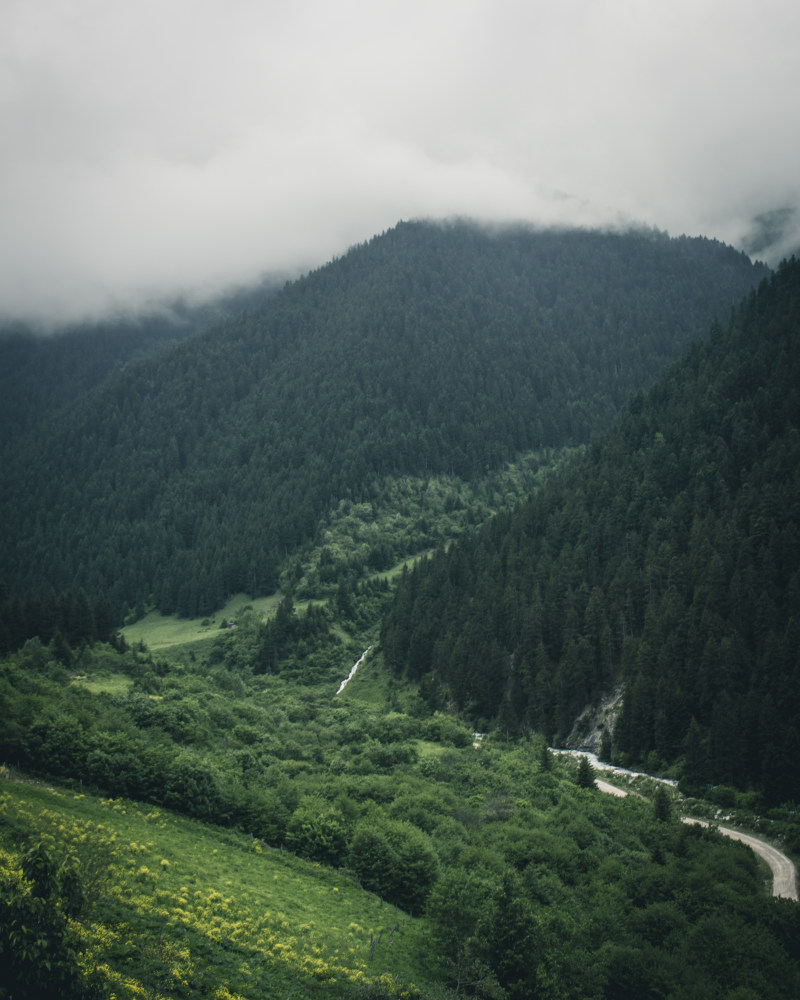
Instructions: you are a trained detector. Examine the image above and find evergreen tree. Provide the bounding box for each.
[653,785,672,822]
[577,754,596,789]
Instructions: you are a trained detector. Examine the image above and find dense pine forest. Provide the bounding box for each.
[2,221,799,999]
[0,282,277,439]
[381,257,800,805]
[1,222,767,625]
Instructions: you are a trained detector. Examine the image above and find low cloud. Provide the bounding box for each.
[1,0,798,325]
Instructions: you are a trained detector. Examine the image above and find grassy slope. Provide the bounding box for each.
[0,646,440,999]
[4,636,800,999]
[0,776,433,1000]
[121,593,283,654]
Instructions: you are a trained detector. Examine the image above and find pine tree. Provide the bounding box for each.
[653,785,672,822]
[577,754,595,788]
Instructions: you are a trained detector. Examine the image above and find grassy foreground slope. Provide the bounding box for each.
[0,776,429,1000]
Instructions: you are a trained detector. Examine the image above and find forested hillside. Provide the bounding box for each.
[0,221,767,622]
[0,281,276,439]
[381,259,800,804]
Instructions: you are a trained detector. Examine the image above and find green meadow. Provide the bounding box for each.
[121,593,283,655]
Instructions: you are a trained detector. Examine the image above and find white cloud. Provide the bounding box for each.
[1,0,799,324]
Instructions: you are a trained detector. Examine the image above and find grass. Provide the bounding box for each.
[121,592,283,654]
[76,674,134,697]
[0,776,433,999]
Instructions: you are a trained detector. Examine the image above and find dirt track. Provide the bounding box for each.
[595,778,629,797]
[681,818,798,901]
[595,775,798,900]
[555,749,797,900]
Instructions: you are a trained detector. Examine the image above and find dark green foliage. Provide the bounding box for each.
[382,258,800,804]
[349,816,438,912]
[0,584,123,656]
[286,798,349,867]
[0,284,277,438]
[2,635,800,999]
[477,870,538,998]
[652,786,672,824]
[576,754,596,788]
[0,840,99,999]
[0,223,767,618]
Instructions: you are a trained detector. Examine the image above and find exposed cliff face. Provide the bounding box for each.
[563,684,625,753]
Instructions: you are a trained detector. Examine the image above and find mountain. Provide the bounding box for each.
[0,280,282,439]
[0,220,768,622]
[381,258,800,804]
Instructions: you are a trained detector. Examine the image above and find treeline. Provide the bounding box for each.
[1,222,767,620]
[0,584,119,657]
[381,259,800,805]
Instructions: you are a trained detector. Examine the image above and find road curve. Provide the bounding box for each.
[682,819,798,901]
[595,778,628,797]
[559,750,797,901]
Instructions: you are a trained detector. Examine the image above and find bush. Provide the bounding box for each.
[285,799,348,867]
[349,817,438,912]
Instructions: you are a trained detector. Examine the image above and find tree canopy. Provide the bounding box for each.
[381,258,800,804]
[1,222,767,621]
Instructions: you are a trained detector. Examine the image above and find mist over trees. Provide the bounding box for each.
[0,222,767,623]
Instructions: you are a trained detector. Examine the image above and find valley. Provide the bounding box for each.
[2,580,799,999]
[2,222,799,998]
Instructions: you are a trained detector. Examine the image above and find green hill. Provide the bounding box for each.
[2,633,799,999]
[0,776,431,999]
[381,258,800,804]
[0,221,767,622]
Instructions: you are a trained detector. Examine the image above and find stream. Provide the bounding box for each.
[549,748,678,787]
[335,645,373,695]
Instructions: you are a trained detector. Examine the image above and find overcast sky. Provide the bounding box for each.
[2,0,799,326]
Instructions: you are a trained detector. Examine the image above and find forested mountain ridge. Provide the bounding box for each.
[0,221,768,622]
[381,257,800,804]
[0,281,279,439]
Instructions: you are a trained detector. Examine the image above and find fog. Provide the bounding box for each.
[2,0,799,325]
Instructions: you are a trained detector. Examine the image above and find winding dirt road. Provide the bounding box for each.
[556,749,797,900]
[593,774,797,901]
[681,818,798,901]
[595,778,630,798]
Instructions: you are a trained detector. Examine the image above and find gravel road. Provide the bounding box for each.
[556,748,797,901]
[682,818,798,901]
